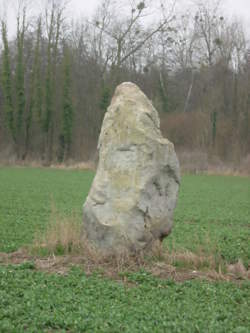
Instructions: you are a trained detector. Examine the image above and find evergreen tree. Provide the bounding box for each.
[49,10,62,161]
[43,6,62,162]
[43,10,54,136]
[15,11,26,141]
[59,45,74,161]
[158,72,169,113]
[1,21,15,143]
[33,18,43,123]
[211,111,217,147]
[99,85,111,112]
[24,17,42,158]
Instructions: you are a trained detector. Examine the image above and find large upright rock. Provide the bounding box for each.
[83,82,180,252]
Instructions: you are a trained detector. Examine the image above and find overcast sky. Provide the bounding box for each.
[0,0,249,36]
[70,0,250,25]
[67,0,250,37]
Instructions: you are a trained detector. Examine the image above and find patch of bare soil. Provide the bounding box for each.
[0,250,249,284]
[0,160,96,171]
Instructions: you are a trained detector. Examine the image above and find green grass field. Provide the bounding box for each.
[0,167,249,332]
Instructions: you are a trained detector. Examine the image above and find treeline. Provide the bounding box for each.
[0,0,249,163]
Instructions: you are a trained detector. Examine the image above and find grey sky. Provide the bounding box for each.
[70,0,250,22]
[0,0,250,35]
[70,0,250,37]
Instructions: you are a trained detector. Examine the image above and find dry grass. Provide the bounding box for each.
[150,237,223,272]
[30,206,143,271]
[178,150,250,176]
[2,244,248,283]
[32,205,83,256]
[0,149,249,176]
[49,160,96,171]
[227,260,249,279]
[14,209,248,282]
[178,150,208,174]
[165,250,217,269]
[0,158,96,171]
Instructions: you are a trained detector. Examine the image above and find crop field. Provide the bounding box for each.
[0,167,249,332]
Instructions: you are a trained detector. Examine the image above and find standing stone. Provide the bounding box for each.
[83,82,180,252]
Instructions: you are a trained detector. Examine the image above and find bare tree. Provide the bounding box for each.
[91,0,177,84]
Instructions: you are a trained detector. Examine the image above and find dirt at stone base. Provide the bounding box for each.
[0,250,249,284]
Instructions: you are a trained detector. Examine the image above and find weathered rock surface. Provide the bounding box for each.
[83,82,180,252]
